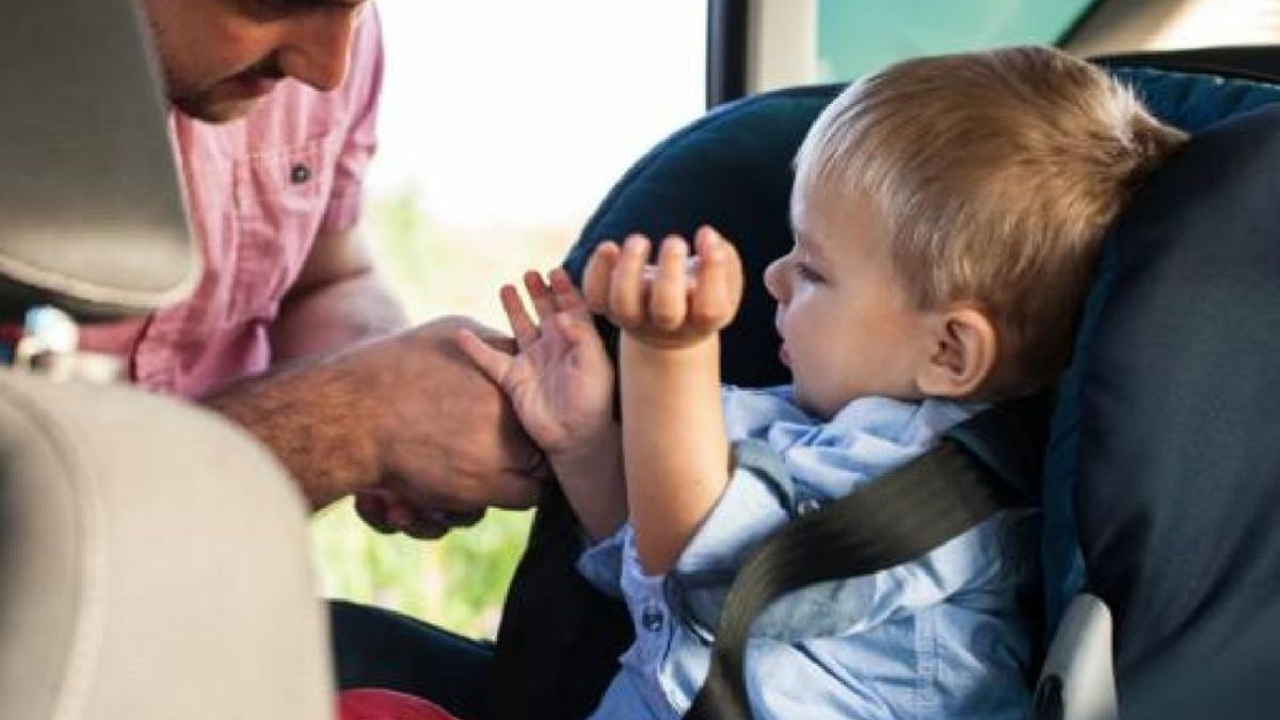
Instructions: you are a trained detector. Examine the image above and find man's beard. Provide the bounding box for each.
[170,90,256,123]
[167,66,284,123]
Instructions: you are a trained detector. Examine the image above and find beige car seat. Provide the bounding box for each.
[0,0,336,717]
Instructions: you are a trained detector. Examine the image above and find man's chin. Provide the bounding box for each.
[171,94,258,123]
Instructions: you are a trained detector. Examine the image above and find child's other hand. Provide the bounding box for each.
[582,225,743,350]
[455,268,615,458]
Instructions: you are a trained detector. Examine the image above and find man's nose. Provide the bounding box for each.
[278,9,360,92]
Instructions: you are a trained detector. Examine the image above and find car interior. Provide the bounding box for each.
[3,0,1280,719]
[0,0,336,717]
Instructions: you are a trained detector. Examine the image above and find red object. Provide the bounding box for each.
[338,688,464,720]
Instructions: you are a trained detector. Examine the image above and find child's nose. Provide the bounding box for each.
[763,258,787,301]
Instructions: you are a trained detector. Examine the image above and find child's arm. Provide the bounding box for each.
[582,226,743,575]
[456,269,626,540]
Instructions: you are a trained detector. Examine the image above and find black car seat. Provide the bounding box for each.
[0,0,336,717]
[486,49,1280,720]
[1046,81,1280,720]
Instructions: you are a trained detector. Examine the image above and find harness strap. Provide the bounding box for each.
[683,439,1019,720]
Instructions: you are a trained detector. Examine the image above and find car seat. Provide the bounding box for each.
[0,0,337,718]
[488,49,1280,720]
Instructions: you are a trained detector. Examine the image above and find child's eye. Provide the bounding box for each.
[795,263,825,284]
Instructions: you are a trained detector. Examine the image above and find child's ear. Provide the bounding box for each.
[914,307,997,398]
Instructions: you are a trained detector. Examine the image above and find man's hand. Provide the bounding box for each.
[348,317,548,537]
[205,316,547,538]
[582,225,744,351]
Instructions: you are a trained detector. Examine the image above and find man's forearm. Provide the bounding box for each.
[621,335,731,575]
[206,318,546,525]
[270,270,407,363]
[215,271,400,509]
[204,352,379,510]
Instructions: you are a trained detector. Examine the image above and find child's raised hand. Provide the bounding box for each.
[582,225,743,350]
[455,268,615,458]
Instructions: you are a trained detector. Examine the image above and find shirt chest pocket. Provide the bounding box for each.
[227,133,342,325]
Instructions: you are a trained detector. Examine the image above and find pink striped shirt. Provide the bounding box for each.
[78,11,383,398]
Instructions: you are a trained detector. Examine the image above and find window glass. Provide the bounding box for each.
[311,0,706,639]
[816,0,1095,81]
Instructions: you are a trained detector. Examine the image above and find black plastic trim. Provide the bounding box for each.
[1058,0,1115,48]
[706,0,749,108]
[1092,46,1280,84]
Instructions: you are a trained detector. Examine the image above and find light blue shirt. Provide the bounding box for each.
[577,386,1036,720]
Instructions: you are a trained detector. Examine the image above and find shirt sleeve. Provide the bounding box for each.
[668,439,800,635]
[321,6,384,233]
[669,439,1016,642]
[575,525,628,599]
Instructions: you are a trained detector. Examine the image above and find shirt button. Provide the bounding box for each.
[641,603,665,632]
[797,498,822,515]
[290,163,312,185]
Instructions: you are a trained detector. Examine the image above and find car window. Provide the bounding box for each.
[816,0,1094,81]
[736,0,1280,98]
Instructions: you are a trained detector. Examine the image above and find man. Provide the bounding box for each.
[92,0,544,535]
[87,1,554,713]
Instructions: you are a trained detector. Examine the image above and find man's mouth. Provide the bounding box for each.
[223,73,280,99]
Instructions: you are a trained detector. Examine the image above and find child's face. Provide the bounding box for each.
[765,188,934,418]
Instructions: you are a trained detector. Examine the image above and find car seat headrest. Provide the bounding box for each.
[0,0,197,323]
[564,85,834,388]
[1047,101,1280,685]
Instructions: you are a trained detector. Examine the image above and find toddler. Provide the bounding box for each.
[458,45,1185,720]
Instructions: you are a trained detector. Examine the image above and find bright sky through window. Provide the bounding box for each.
[368,1,706,229]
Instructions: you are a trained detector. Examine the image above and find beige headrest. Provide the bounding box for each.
[0,0,198,321]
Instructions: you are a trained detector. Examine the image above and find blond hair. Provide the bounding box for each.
[794,45,1187,398]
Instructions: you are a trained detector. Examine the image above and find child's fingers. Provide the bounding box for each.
[609,234,651,327]
[687,226,736,327]
[716,228,745,304]
[454,327,514,386]
[553,311,604,352]
[649,235,690,331]
[499,284,539,349]
[548,267,590,320]
[582,242,620,314]
[523,271,559,322]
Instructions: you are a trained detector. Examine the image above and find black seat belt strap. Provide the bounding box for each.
[683,439,1016,720]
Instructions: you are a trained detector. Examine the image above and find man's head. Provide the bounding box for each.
[140,0,369,122]
[789,45,1187,401]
